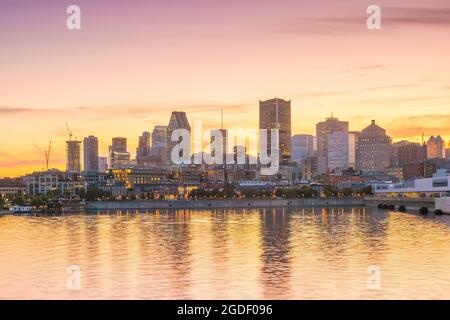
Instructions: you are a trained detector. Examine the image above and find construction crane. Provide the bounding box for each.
[65,121,73,141]
[44,141,52,171]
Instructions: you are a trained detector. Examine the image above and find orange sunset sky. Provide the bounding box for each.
[1,0,450,177]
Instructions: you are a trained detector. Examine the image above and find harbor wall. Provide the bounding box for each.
[364,196,435,213]
[86,197,364,211]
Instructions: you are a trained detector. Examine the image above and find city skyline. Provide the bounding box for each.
[1,0,450,176]
[1,106,450,177]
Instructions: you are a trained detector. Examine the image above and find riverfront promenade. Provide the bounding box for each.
[86,197,364,211]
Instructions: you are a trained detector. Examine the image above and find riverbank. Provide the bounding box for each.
[86,197,364,211]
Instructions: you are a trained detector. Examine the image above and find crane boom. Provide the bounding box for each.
[44,141,52,171]
[65,121,73,141]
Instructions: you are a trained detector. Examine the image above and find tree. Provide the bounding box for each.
[30,196,46,207]
[0,197,5,209]
[12,196,25,206]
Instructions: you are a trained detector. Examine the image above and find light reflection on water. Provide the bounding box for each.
[1,207,450,299]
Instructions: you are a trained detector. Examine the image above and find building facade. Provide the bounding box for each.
[136,131,151,165]
[291,134,314,167]
[259,98,292,164]
[327,131,356,172]
[356,120,391,173]
[316,116,349,174]
[83,135,99,172]
[427,135,446,159]
[66,140,81,172]
[167,111,191,164]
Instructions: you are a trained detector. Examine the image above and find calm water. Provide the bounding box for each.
[1,207,450,299]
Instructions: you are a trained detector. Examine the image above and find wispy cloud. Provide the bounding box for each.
[274,5,450,36]
[385,114,450,138]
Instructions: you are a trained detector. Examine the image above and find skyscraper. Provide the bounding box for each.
[427,135,446,159]
[151,125,169,163]
[109,137,130,169]
[167,111,191,164]
[327,131,356,172]
[259,98,291,164]
[152,126,168,149]
[291,134,314,166]
[110,137,127,153]
[83,136,99,172]
[316,116,349,174]
[66,140,81,172]
[136,131,151,165]
[357,120,392,173]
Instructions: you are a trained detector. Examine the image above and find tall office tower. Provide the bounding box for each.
[136,131,151,165]
[109,137,129,169]
[446,142,450,159]
[357,120,392,173]
[110,137,127,153]
[426,135,446,159]
[152,126,168,149]
[316,116,349,174]
[150,125,168,163]
[98,156,108,173]
[291,134,314,166]
[83,136,99,172]
[327,131,356,172]
[259,98,291,164]
[167,111,191,164]
[66,140,81,172]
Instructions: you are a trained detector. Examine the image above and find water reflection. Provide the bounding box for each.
[1,207,450,299]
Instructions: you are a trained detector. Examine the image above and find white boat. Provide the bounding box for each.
[9,206,33,213]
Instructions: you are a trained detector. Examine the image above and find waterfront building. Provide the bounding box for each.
[374,169,450,198]
[83,136,99,172]
[82,171,107,189]
[0,178,26,198]
[66,140,81,172]
[136,131,152,165]
[403,160,437,180]
[327,131,356,173]
[108,167,169,189]
[259,98,292,164]
[316,116,349,174]
[167,112,191,164]
[23,169,83,196]
[427,135,446,159]
[291,134,314,167]
[356,120,391,173]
